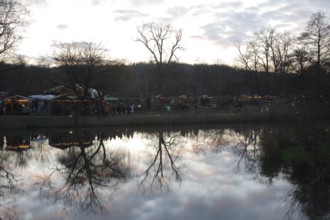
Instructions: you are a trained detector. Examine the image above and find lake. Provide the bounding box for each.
[1,122,329,220]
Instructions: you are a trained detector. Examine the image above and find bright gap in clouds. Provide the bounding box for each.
[19,0,154,63]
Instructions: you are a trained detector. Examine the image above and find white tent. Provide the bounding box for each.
[29,95,56,101]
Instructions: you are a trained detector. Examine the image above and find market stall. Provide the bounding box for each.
[4,95,31,114]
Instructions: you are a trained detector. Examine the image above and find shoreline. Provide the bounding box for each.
[1,109,328,130]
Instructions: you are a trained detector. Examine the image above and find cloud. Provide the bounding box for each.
[130,0,165,7]
[56,24,68,30]
[91,0,107,6]
[194,0,327,48]
[22,0,48,7]
[197,9,263,48]
[114,9,148,22]
[166,6,189,18]
[177,1,264,48]
[255,1,322,34]
[214,1,244,9]
[311,0,330,9]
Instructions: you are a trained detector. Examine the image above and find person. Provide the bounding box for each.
[193,99,198,114]
[104,103,110,116]
[32,99,38,113]
[6,103,11,113]
[13,99,18,112]
[18,103,23,112]
[0,99,3,115]
[39,101,45,112]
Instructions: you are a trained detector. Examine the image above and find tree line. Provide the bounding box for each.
[1,61,329,100]
[236,11,330,76]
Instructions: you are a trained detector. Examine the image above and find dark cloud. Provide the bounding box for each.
[188,1,242,18]
[309,0,330,9]
[180,1,264,48]
[189,4,210,17]
[198,9,263,48]
[257,0,326,25]
[195,0,329,48]
[256,1,322,34]
[261,0,328,12]
[167,6,189,18]
[214,1,243,9]
[202,26,247,47]
[56,24,69,30]
[114,9,148,22]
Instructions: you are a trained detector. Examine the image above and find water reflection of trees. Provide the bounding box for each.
[276,124,329,220]
[238,123,330,219]
[196,127,261,176]
[231,128,261,175]
[30,132,52,164]
[0,134,21,220]
[40,130,131,214]
[192,128,226,154]
[139,130,183,192]
[5,133,32,169]
[1,124,329,219]
[193,124,330,219]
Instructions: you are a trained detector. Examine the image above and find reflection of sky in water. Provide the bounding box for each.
[2,130,302,220]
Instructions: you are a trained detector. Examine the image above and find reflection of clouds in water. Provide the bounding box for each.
[108,141,294,220]
[104,134,149,174]
[6,129,298,220]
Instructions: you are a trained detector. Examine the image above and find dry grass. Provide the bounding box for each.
[0,107,328,130]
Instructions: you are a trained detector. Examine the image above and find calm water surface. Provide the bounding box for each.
[1,123,329,220]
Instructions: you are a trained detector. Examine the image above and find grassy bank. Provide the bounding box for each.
[1,106,328,130]
[0,114,232,130]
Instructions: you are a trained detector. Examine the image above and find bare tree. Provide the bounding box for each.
[299,11,330,75]
[236,27,294,74]
[236,28,273,73]
[236,41,260,71]
[136,22,184,66]
[52,41,118,117]
[136,22,184,93]
[0,0,29,61]
[272,32,294,74]
[52,41,108,98]
[0,149,21,220]
[254,27,278,73]
[40,130,130,214]
[236,42,252,71]
[139,131,182,192]
[291,47,312,75]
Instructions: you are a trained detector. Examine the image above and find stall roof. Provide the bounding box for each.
[29,95,56,101]
[51,95,74,102]
[103,96,119,101]
[5,95,30,100]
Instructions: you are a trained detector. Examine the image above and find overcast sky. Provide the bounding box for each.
[19,0,329,65]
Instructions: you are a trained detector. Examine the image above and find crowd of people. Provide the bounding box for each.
[101,102,135,116]
[1,93,328,116]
